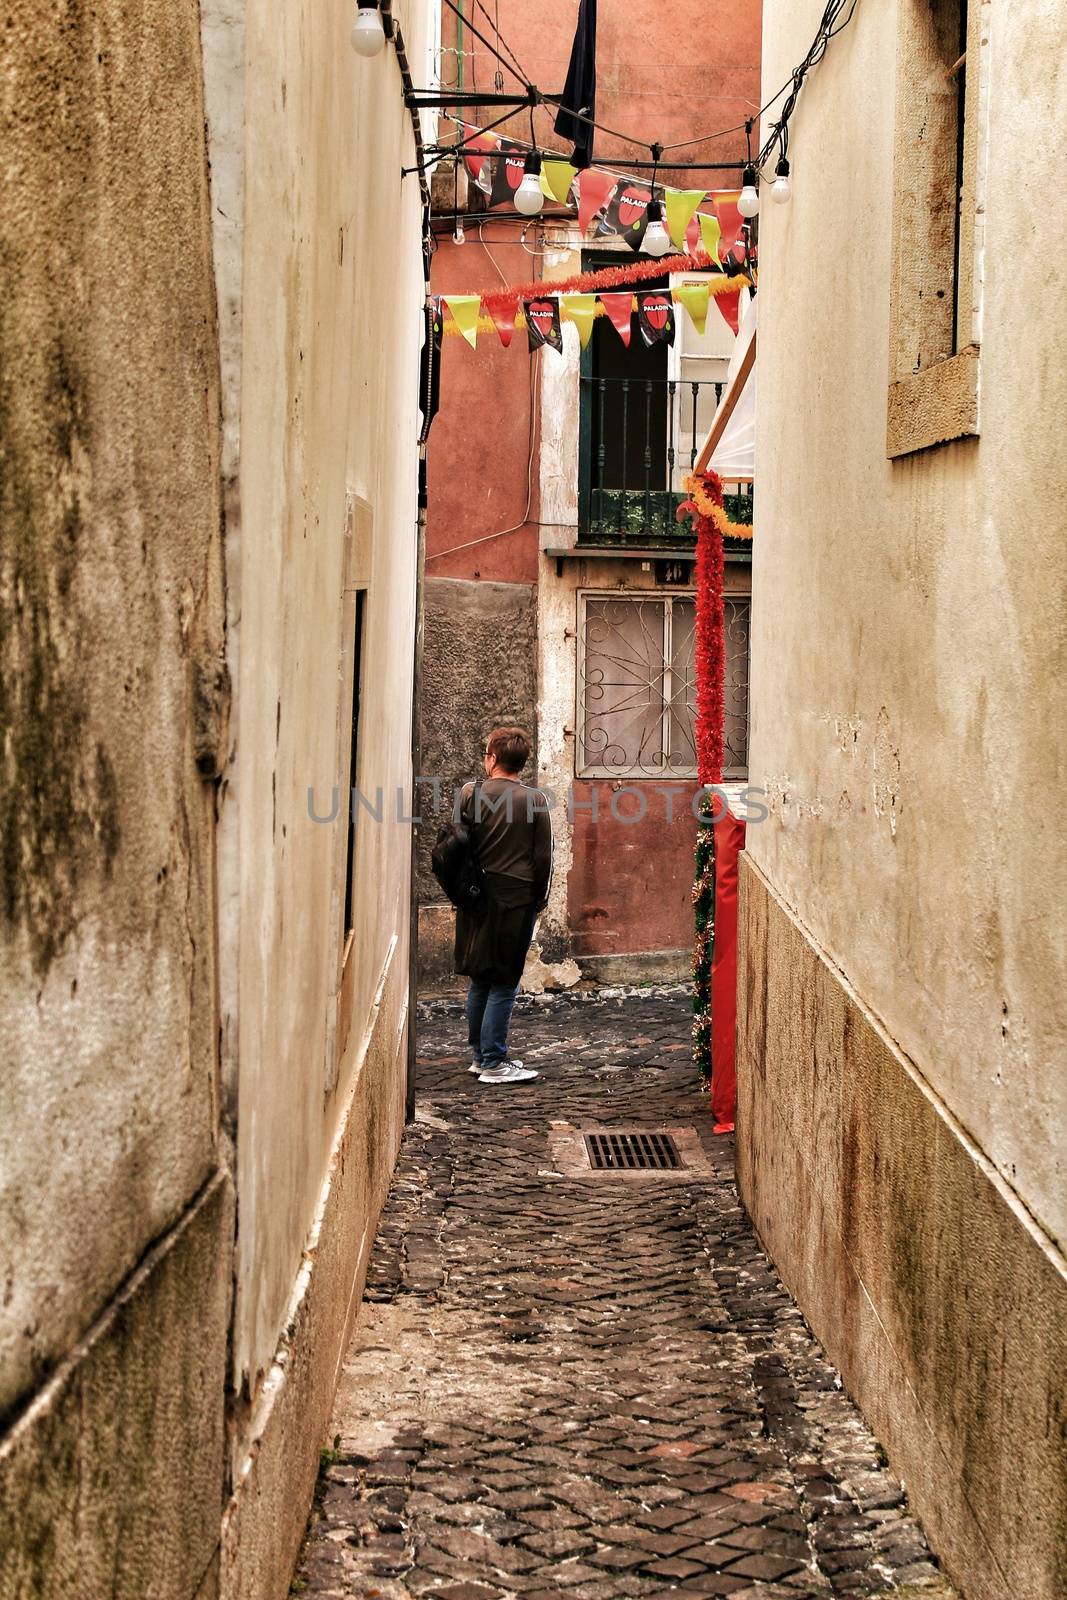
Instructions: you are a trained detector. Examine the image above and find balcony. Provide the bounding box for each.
[578,376,753,551]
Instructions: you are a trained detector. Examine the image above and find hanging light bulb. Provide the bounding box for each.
[738,163,760,218]
[514,150,544,216]
[350,0,385,56]
[642,198,671,257]
[771,154,791,205]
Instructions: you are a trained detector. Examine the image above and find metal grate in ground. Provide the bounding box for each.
[583,1129,682,1171]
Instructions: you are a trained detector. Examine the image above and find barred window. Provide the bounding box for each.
[577,592,749,780]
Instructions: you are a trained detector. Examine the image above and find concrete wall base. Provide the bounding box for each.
[736,854,1067,1600]
[577,949,692,986]
[0,1172,234,1600]
[220,997,408,1600]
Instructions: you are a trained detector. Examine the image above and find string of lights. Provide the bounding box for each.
[756,0,862,196]
[356,0,864,217]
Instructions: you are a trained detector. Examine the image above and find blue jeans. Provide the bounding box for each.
[466,979,520,1067]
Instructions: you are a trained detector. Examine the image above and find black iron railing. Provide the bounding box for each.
[578,375,752,545]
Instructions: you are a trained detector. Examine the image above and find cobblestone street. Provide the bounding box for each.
[296,990,955,1600]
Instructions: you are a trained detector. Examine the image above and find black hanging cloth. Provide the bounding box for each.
[553,0,597,169]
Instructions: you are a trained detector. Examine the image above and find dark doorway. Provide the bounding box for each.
[342,590,366,943]
[579,256,669,540]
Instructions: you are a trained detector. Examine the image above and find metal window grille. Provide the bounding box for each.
[577,591,750,780]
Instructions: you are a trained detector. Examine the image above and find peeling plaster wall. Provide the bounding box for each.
[224,0,434,1447]
[750,0,1067,1254]
[744,1,1067,1592]
[0,0,225,1425]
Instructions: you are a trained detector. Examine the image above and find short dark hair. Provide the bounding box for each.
[486,726,531,774]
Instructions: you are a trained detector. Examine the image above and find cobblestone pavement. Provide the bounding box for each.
[295,988,955,1600]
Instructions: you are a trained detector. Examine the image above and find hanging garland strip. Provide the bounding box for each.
[476,250,726,314]
[678,470,754,541]
[679,468,729,1086]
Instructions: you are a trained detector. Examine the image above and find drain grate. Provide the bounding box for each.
[584,1130,682,1171]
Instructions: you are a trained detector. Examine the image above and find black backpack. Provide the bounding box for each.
[431,783,487,915]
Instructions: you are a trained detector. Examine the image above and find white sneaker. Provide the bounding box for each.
[469,1060,482,1074]
[478,1060,538,1084]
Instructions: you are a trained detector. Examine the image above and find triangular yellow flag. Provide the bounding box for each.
[698,211,722,262]
[673,281,711,337]
[444,295,481,350]
[561,293,598,349]
[541,159,578,205]
[664,189,706,249]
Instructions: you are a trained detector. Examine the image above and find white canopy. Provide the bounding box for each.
[698,293,757,482]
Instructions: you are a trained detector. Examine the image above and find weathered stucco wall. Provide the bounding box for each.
[0,0,225,1457]
[0,0,229,1590]
[416,576,537,987]
[743,2,1067,1594]
[214,1,436,1588]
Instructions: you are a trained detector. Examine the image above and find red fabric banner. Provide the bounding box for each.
[598,291,633,346]
[576,167,618,234]
[711,812,746,1133]
[491,296,519,348]
[715,289,742,336]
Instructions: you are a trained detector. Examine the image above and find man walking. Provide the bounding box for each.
[456,727,552,1084]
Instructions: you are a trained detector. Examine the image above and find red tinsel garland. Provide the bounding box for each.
[679,471,726,786]
[478,252,742,317]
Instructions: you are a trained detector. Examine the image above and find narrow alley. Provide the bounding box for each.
[295,990,954,1600]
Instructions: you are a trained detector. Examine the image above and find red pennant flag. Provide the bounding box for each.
[715,289,742,337]
[491,296,518,349]
[598,292,633,347]
[463,123,499,192]
[711,192,744,260]
[576,168,618,235]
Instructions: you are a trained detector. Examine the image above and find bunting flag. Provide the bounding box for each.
[561,293,598,349]
[443,294,481,349]
[490,296,519,349]
[542,158,578,205]
[711,193,744,260]
[605,182,653,251]
[697,211,723,261]
[524,297,564,354]
[665,189,706,249]
[462,123,497,191]
[598,291,634,347]
[673,281,711,337]
[717,290,742,336]
[636,289,675,348]
[575,167,618,234]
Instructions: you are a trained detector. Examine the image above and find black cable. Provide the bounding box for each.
[432,0,862,182]
[473,0,529,87]
[440,0,530,92]
[758,0,861,167]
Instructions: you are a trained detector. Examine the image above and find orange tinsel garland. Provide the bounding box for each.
[680,471,753,541]
[475,252,748,316]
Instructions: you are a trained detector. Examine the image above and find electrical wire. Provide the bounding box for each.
[440,0,529,91]
[472,0,530,87]
[478,222,511,284]
[758,0,861,167]
[426,0,862,181]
